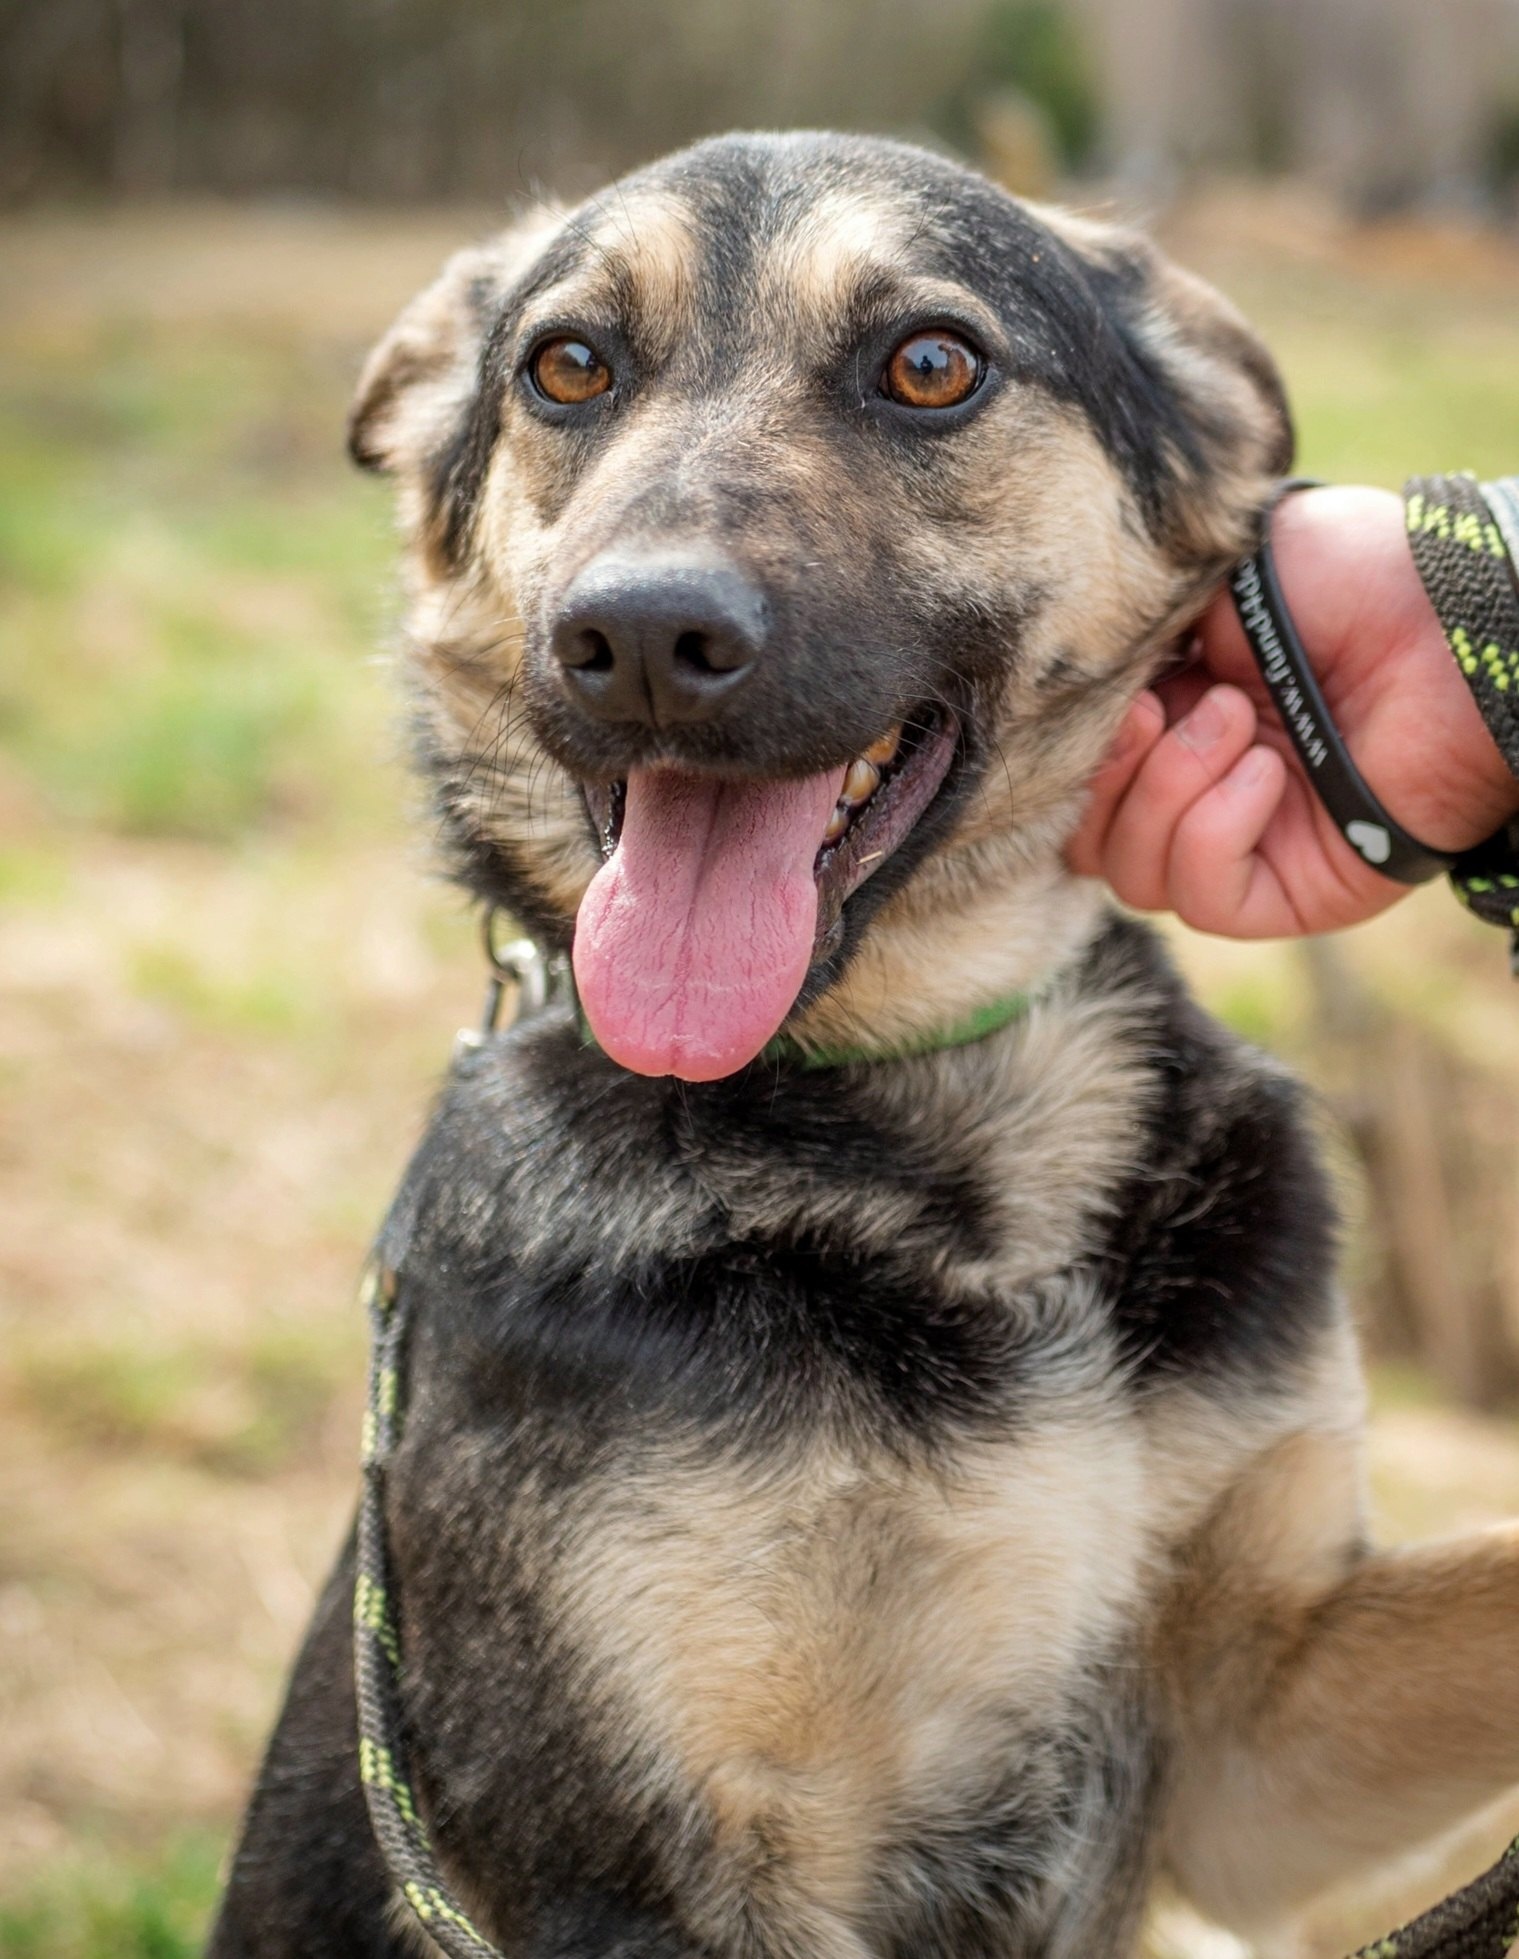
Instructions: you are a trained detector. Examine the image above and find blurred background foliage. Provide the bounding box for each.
[3,3,1519,1955]
[7,0,1519,211]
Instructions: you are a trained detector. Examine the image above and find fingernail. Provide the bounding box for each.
[1176,691,1228,754]
[1228,746,1275,791]
[1109,712,1147,765]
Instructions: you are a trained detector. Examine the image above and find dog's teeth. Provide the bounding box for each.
[862,726,901,768]
[823,804,851,844]
[842,759,880,806]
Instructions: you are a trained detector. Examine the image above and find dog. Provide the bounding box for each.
[208,132,1519,1958]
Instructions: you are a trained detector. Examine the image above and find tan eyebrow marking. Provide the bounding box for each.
[768,191,909,314]
[525,190,698,356]
[763,193,1001,355]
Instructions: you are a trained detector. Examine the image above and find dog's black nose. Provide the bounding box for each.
[551,556,764,725]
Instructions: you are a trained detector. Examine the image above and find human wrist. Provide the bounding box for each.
[1257,486,1517,856]
[1392,582,1519,848]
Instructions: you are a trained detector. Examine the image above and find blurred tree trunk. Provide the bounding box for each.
[112,0,185,194]
[7,0,1519,206]
[1300,939,1519,1411]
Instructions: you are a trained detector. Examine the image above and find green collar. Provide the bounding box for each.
[474,921,1033,1074]
[573,987,1032,1073]
[760,989,1031,1070]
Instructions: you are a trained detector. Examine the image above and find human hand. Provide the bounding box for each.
[1067,485,1519,938]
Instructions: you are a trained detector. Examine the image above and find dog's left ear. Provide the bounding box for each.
[1139,247,1295,564]
[1047,211,1295,569]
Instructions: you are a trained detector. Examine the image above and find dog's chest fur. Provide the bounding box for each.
[374,922,1339,1958]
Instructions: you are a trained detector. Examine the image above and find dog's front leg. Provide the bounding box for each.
[1163,1519,1519,1938]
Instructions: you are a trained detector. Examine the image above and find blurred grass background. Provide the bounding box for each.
[4,4,1519,1951]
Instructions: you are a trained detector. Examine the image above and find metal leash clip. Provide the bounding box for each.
[454,910,570,1059]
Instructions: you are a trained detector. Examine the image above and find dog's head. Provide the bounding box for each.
[352,133,1290,1080]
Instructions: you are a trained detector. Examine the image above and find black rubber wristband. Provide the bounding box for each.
[1230,482,1459,884]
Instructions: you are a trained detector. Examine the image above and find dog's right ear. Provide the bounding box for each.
[347,245,494,477]
[346,210,562,516]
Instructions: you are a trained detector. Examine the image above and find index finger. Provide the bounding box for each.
[1066,692,1166,877]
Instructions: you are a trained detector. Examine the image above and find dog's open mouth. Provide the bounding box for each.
[574,709,958,1081]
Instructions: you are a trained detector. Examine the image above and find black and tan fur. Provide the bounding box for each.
[210,134,1519,1958]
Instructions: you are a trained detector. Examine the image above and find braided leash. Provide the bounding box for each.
[1344,1836,1519,1959]
[1404,473,1519,971]
[355,1253,504,1957]
[350,932,568,1957]
[1406,475,1519,777]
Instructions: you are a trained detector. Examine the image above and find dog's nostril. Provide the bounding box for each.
[673,630,719,676]
[566,629,615,674]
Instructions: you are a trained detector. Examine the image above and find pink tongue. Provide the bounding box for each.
[574,764,846,1081]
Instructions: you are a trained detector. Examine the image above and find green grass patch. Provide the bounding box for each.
[0,1832,223,1959]
[15,1318,355,1477]
[0,842,68,906]
[0,323,395,847]
[127,939,318,1039]
[46,653,331,841]
[18,1337,209,1456]
[1208,256,1519,488]
[1290,325,1519,487]
[1369,1359,1455,1415]
[245,1318,357,1439]
[1203,969,1302,1049]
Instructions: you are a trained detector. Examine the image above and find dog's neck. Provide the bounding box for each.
[786,853,1107,1063]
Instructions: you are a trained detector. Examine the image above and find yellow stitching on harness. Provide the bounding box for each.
[1405,487,1505,559]
[1444,626,1519,688]
[359,1261,398,1317]
[360,1739,423,1830]
[403,1882,483,1938]
[354,1573,401,1666]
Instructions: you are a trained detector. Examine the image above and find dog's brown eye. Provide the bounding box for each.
[883,331,982,410]
[531,338,611,405]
